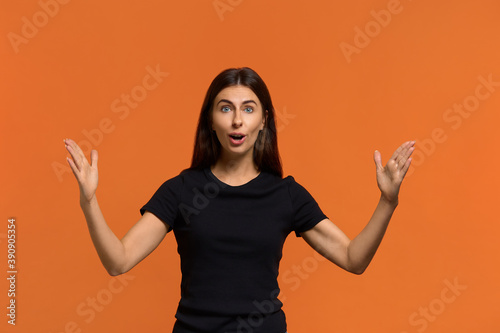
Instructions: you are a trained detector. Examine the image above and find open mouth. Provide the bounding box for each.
[230,134,244,140]
[229,134,246,144]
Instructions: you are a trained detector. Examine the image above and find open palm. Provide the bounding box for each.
[64,138,99,203]
[373,141,415,204]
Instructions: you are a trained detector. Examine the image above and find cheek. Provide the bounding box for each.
[212,122,229,143]
[255,117,265,132]
[211,114,223,132]
[213,126,224,142]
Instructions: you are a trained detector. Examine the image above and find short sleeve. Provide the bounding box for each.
[287,177,328,237]
[140,175,183,232]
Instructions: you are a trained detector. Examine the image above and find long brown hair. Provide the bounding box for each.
[189,67,282,178]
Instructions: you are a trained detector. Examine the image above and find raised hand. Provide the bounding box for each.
[373,140,415,205]
[64,138,99,203]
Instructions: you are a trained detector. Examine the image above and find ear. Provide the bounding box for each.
[261,110,268,130]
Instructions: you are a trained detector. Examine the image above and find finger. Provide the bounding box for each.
[65,138,92,171]
[65,144,84,172]
[400,156,412,178]
[389,141,410,162]
[65,143,80,170]
[65,138,85,156]
[396,142,415,169]
[90,149,98,169]
[407,142,416,156]
[373,150,383,170]
[391,141,411,166]
[401,145,415,163]
[398,142,415,175]
[66,155,82,182]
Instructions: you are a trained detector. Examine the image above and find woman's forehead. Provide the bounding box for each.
[215,85,260,104]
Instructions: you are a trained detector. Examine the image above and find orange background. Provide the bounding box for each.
[1,0,499,332]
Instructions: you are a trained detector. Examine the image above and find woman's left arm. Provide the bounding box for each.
[300,140,415,274]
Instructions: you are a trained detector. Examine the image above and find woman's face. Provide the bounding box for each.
[212,85,266,160]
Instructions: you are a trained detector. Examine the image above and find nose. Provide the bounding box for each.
[232,110,242,127]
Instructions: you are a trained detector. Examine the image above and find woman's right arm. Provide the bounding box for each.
[64,139,168,276]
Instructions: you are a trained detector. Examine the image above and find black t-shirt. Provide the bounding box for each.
[140,167,327,333]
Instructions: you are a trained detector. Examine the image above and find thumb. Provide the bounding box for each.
[90,149,98,169]
[373,150,383,170]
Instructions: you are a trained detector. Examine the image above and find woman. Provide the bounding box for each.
[64,67,415,333]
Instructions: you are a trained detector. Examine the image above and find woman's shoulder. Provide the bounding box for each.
[278,174,314,196]
[169,167,209,185]
[153,167,207,190]
[275,172,298,185]
[179,166,206,178]
[258,171,304,194]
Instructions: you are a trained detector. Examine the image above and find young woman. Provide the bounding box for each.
[64,67,415,333]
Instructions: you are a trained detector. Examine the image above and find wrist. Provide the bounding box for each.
[80,194,97,207]
[380,194,398,208]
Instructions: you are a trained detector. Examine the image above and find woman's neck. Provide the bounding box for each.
[211,154,260,186]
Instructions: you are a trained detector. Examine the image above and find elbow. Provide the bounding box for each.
[102,254,130,276]
[345,257,367,275]
[344,261,366,275]
[105,263,127,276]
[349,266,366,275]
[345,243,367,275]
[107,269,123,276]
[343,253,367,275]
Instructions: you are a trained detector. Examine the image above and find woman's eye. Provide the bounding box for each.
[221,106,231,112]
[244,107,253,113]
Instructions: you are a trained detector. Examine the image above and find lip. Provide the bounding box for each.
[228,132,246,145]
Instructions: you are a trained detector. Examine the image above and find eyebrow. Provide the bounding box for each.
[216,99,257,106]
